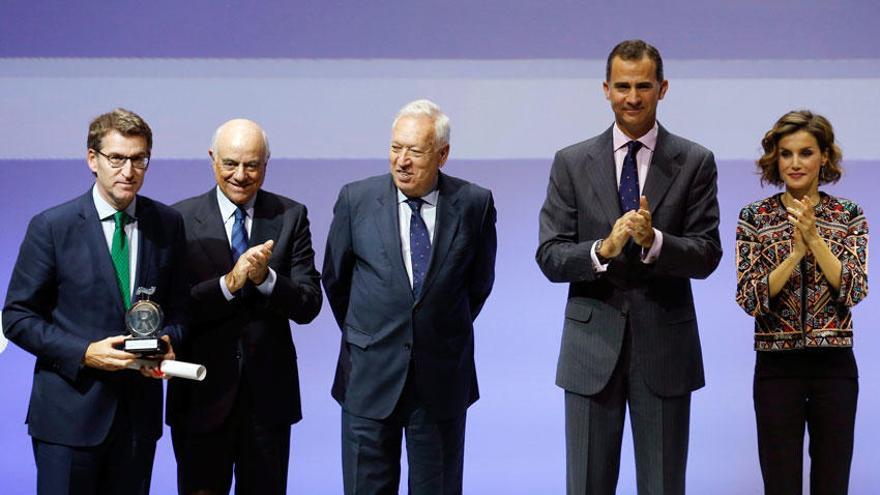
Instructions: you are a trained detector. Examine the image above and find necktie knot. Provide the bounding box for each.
[405,198,424,213]
[626,140,643,155]
[113,210,130,228]
[234,207,247,223]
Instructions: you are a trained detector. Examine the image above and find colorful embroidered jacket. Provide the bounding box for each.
[736,193,868,351]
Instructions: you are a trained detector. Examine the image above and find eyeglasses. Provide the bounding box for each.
[92,149,150,169]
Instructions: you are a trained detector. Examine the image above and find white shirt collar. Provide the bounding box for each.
[215,186,256,220]
[397,187,439,207]
[92,184,136,220]
[612,121,659,153]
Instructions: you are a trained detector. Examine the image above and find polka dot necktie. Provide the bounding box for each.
[618,140,643,212]
[406,198,431,297]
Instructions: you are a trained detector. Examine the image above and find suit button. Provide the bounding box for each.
[403,343,412,351]
[235,352,242,359]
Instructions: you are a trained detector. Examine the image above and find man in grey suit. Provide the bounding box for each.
[323,99,496,494]
[536,40,722,494]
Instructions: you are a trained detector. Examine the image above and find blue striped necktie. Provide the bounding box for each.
[618,140,643,212]
[406,198,431,297]
[231,207,249,262]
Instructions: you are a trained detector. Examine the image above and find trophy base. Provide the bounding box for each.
[123,337,168,357]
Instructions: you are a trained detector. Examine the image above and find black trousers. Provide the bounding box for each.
[32,403,156,495]
[754,376,858,495]
[172,383,291,495]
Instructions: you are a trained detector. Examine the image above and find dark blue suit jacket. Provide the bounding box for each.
[166,189,322,432]
[322,173,496,421]
[3,191,187,447]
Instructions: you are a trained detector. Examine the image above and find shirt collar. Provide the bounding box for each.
[397,187,439,207]
[92,183,137,221]
[612,121,659,153]
[216,186,256,221]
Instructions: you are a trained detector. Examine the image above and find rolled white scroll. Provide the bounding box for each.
[127,359,207,381]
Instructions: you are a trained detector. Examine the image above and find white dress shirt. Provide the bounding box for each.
[216,187,276,300]
[397,188,438,288]
[591,122,664,272]
[93,184,138,299]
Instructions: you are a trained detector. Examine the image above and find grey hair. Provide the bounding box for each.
[210,120,271,161]
[392,99,450,148]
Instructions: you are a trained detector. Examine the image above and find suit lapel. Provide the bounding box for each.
[193,190,235,273]
[78,192,126,313]
[372,178,412,296]
[250,191,282,247]
[417,173,461,304]
[133,197,153,296]
[586,128,623,226]
[642,126,682,214]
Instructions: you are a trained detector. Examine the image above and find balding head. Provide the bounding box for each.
[209,119,270,206]
[210,118,271,163]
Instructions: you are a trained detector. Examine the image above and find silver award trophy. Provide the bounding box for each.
[123,287,168,356]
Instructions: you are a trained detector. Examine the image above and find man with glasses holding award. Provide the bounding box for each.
[3,108,187,495]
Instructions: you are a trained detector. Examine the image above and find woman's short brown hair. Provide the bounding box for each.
[757,110,842,187]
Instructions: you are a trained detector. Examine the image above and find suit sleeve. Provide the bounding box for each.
[468,191,497,320]
[651,150,722,279]
[321,185,355,330]
[262,204,322,324]
[536,150,601,283]
[2,214,90,382]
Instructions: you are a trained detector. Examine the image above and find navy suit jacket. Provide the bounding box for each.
[322,173,496,421]
[166,189,322,432]
[3,191,187,447]
[537,125,722,397]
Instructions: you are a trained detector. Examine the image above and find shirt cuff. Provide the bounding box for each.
[591,240,610,273]
[255,267,276,296]
[220,276,235,301]
[641,228,663,264]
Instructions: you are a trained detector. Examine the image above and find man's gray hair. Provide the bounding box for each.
[210,120,272,161]
[392,99,450,148]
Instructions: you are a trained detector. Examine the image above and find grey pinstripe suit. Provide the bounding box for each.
[536,125,721,494]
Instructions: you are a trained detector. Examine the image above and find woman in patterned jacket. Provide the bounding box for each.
[735,110,868,495]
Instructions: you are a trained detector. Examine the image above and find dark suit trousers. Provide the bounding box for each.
[341,374,467,495]
[565,326,691,495]
[172,379,291,495]
[754,377,857,495]
[32,402,156,495]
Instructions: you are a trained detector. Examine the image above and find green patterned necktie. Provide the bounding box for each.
[111,210,131,309]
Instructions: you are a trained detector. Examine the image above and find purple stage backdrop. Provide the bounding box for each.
[1,1,879,493]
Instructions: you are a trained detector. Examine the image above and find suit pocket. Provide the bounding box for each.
[564,301,593,323]
[345,325,373,349]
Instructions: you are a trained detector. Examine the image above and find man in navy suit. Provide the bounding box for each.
[167,119,322,494]
[323,99,497,494]
[3,108,187,495]
[537,40,722,494]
